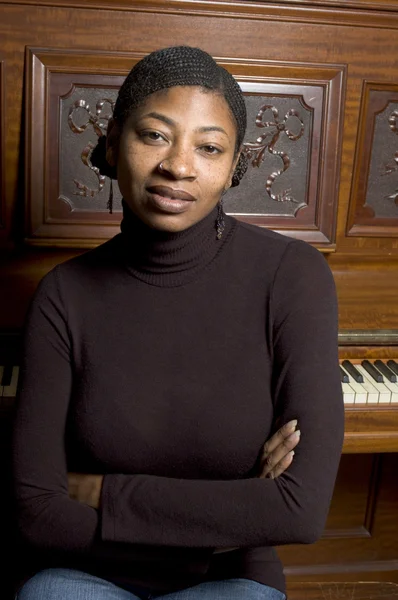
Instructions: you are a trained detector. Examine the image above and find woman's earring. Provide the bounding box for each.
[216,197,225,240]
[107,178,113,214]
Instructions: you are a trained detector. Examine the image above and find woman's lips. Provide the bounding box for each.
[146,186,196,214]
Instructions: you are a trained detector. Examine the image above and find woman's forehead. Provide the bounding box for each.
[130,86,237,133]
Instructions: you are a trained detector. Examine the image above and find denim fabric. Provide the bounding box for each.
[16,568,286,600]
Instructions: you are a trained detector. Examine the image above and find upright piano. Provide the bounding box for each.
[1,0,398,592]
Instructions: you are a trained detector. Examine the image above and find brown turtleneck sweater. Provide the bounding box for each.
[13,204,344,595]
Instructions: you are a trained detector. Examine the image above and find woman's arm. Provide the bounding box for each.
[68,419,300,507]
[13,269,99,553]
[98,240,344,549]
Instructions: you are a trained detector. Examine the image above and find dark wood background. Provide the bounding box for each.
[1,0,398,594]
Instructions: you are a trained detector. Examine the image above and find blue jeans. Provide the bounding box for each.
[16,568,286,600]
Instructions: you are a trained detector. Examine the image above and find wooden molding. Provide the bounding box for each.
[286,580,398,598]
[2,0,398,29]
[344,407,398,453]
[284,559,398,577]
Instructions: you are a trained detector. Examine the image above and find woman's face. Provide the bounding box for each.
[109,86,239,232]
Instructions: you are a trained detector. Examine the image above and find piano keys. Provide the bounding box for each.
[1,358,398,453]
[340,360,398,405]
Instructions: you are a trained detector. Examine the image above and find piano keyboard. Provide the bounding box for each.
[1,360,398,407]
[0,365,19,410]
[340,359,398,405]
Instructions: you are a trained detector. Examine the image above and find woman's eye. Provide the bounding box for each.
[202,145,221,155]
[141,131,165,142]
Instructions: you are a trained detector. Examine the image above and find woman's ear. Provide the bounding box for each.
[106,119,120,167]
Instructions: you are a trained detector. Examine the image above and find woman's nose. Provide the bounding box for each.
[158,148,197,180]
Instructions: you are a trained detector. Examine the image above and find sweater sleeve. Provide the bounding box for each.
[13,268,99,553]
[101,240,345,548]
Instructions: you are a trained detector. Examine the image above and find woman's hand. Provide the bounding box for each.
[214,422,300,555]
[67,421,300,511]
[257,419,300,479]
[68,473,104,509]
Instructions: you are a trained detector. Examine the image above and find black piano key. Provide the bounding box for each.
[387,360,398,376]
[342,360,364,383]
[0,365,12,385]
[0,364,13,387]
[374,360,397,383]
[362,359,384,383]
[340,366,349,383]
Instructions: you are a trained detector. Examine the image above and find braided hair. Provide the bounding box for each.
[91,46,248,187]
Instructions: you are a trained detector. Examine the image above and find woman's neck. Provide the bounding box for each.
[119,201,235,287]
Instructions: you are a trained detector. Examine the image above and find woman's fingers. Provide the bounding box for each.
[259,428,301,478]
[262,419,298,457]
[68,473,103,508]
[261,450,295,479]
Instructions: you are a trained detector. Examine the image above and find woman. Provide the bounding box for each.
[13,46,344,600]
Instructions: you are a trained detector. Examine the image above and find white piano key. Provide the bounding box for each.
[381,377,398,403]
[356,365,391,403]
[342,382,355,404]
[340,366,368,403]
[2,366,19,397]
[354,365,380,404]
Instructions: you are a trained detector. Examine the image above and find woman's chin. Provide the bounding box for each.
[138,210,198,233]
[124,200,208,232]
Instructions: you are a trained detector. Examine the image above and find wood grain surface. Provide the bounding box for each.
[287,581,398,599]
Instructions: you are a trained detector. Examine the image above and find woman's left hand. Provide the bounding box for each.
[68,473,104,508]
[257,419,300,479]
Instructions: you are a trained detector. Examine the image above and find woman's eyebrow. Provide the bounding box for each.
[142,112,175,126]
[196,126,230,138]
[141,113,229,138]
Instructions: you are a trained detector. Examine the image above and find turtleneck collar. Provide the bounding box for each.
[119,200,236,287]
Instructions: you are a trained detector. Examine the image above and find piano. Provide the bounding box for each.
[338,330,398,453]
[2,329,398,453]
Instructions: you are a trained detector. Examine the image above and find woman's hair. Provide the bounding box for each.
[91,46,248,187]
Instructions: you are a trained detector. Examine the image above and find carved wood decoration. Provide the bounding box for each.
[0,58,4,229]
[25,48,130,247]
[221,60,345,249]
[25,48,344,248]
[347,83,398,237]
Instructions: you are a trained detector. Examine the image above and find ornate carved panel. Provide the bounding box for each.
[0,58,5,229]
[223,62,345,248]
[25,48,129,247]
[25,48,345,248]
[347,83,398,236]
[51,82,122,218]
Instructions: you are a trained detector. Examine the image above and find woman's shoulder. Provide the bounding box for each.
[36,236,123,295]
[232,218,321,266]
